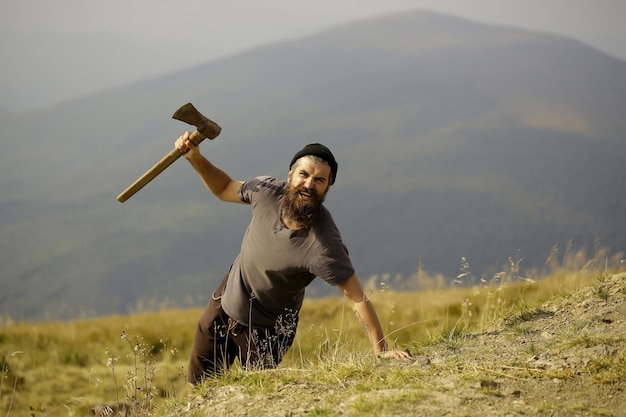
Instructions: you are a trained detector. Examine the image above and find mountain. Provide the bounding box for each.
[1,10,625,321]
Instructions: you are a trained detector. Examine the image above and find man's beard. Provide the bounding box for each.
[281,183,326,231]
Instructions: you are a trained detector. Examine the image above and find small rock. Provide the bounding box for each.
[412,356,431,366]
[598,306,615,315]
[581,345,617,359]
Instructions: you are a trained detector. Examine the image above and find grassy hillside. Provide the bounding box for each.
[2,257,624,416]
[1,10,625,321]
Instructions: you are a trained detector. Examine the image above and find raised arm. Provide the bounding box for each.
[338,274,411,360]
[175,131,245,203]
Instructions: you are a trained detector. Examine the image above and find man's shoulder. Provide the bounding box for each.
[243,176,286,192]
[240,176,286,202]
[313,207,342,240]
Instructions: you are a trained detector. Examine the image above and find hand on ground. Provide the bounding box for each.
[377,349,412,360]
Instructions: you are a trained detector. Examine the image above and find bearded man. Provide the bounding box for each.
[175,132,410,386]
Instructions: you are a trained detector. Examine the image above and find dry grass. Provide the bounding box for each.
[1,247,623,416]
[0,310,198,416]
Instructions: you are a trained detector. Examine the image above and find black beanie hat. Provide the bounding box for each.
[289,143,338,185]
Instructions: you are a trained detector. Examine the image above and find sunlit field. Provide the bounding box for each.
[2,248,623,416]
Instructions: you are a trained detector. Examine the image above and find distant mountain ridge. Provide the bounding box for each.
[1,10,624,321]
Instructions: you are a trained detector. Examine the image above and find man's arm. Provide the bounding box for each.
[338,274,411,360]
[175,131,245,203]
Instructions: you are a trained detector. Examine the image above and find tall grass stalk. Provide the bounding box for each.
[1,351,22,417]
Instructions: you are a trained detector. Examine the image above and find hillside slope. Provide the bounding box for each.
[1,10,625,320]
[176,272,626,416]
[0,270,623,416]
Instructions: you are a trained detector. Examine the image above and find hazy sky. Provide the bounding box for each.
[1,0,625,111]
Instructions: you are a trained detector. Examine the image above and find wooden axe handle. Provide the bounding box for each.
[116,130,210,202]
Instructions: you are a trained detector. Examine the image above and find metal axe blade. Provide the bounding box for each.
[172,103,221,140]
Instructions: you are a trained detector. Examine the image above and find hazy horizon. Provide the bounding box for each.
[1,0,625,112]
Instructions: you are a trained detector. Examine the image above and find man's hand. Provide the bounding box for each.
[175,131,201,161]
[377,349,412,360]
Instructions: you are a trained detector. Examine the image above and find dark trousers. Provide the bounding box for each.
[187,274,298,384]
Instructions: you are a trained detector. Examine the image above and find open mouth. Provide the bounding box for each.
[298,190,313,200]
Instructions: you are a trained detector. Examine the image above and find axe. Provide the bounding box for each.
[117,103,221,203]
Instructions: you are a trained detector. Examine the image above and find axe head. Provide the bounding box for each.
[172,103,221,140]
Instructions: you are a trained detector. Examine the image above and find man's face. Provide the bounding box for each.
[287,156,332,203]
[282,156,332,230]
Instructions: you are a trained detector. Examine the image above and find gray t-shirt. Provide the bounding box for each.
[221,176,355,328]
